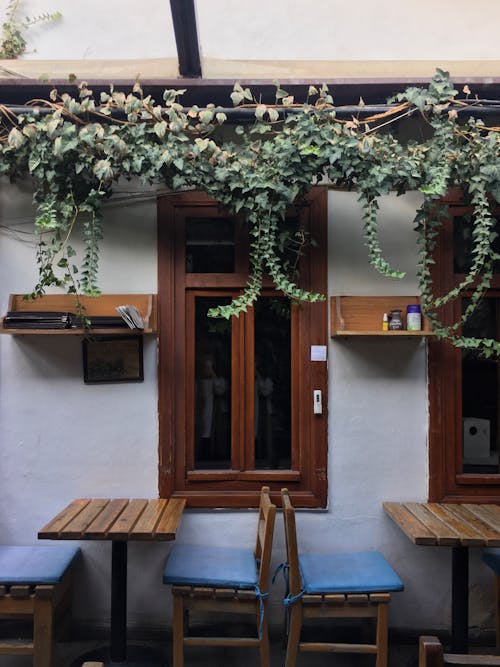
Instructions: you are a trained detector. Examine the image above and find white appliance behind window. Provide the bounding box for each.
[463,418,490,459]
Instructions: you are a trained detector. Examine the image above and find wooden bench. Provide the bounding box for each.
[0,544,80,667]
[419,636,500,666]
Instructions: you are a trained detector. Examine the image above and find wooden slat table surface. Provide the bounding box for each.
[383,502,500,547]
[383,501,500,655]
[38,498,186,541]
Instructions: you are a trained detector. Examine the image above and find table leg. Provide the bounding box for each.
[451,546,469,654]
[72,540,166,666]
[111,540,128,662]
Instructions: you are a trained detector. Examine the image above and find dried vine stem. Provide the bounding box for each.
[2,70,500,355]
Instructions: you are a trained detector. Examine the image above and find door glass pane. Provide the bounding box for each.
[194,297,231,469]
[254,298,291,469]
[454,216,500,274]
[186,218,235,273]
[461,298,499,473]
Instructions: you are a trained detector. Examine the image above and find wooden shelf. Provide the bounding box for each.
[330,296,434,337]
[1,294,157,335]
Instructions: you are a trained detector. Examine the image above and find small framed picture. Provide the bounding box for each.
[82,336,144,384]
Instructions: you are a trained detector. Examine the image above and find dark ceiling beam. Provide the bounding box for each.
[169,0,202,78]
[3,77,500,108]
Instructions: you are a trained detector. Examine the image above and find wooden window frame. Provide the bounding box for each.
[157,188,328,508]
[429,189,500,502]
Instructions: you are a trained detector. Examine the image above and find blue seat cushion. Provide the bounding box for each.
[299,550,404,594]
[0,545,81,585]
[163,544,258,589]
[483,551,500,574]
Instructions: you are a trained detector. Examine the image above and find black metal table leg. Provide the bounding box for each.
[111,540,128,662]
[451,546,469,654]
[71,540,166,666]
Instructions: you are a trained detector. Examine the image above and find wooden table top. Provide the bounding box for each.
[383,502,500,547]
[38,498,186,541]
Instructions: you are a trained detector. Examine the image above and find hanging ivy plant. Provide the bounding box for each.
[2,69,500,355]
[0,0,61,59]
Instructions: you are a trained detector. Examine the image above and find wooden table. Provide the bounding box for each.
[39,497,186,666]
[384,502,500,654]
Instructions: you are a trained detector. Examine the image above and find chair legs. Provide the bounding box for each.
[258,606,271,667]
[33,587,55,667]
[284,604,301,667]
[0,581,69,667]
[495,575,500,650]
[172,592,185,667]
[375,599,389,667]
[171,586,272,667]
[284,595,390,667]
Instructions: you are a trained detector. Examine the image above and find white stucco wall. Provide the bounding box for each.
[196,0,500,62]
[1,180,495,635]
[2,0,500,62]
[0,1,177,60]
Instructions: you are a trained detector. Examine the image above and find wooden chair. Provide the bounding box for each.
[0,544,80,667]
[163,486,276,667]
[419,635,500,665]
[483,552,500,649]
[280,488,403,667]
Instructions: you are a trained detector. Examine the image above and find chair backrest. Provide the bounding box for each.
[419,636,500,666]
[281,488,302,600]
[255,486,277,594]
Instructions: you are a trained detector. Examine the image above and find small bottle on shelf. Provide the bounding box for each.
[382,313,389,331]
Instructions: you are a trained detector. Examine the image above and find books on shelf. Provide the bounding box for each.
[115,305,144,330]
[2,305,146,331]
[3,311,74,329]
[81,316,128,328]
[3,312,132,330]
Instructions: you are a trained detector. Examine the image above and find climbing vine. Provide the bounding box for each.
[0,0,61,59]
[2,69,500,355]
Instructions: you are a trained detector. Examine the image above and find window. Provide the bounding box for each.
[429,190,500,501]
[157,189,328,507]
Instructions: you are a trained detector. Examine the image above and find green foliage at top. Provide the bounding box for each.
[2,69,500,355]
[0,0,61,59]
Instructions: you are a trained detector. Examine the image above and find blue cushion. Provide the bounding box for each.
[0,545,80,585]
[299,551,404,594]
[483,551,500,574]
[163,544,258,589]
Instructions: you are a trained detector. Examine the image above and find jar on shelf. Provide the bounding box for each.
[406,304,422,331]
[388,309,403,330]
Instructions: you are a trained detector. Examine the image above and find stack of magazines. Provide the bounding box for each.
[115,305,144,329]
[3,311,75,329]
[3,307,145,330]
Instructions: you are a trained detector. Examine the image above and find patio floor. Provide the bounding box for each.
[0,637,419,666]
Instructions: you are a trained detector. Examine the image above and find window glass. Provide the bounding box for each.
[428,198,500,501]
[186,217,235,273]
[194,297,232,469]
[461,298,499,473]
[253,297,291,469]
[453,216,500,274]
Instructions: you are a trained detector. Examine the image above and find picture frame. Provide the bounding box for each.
[82,336,144,384]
